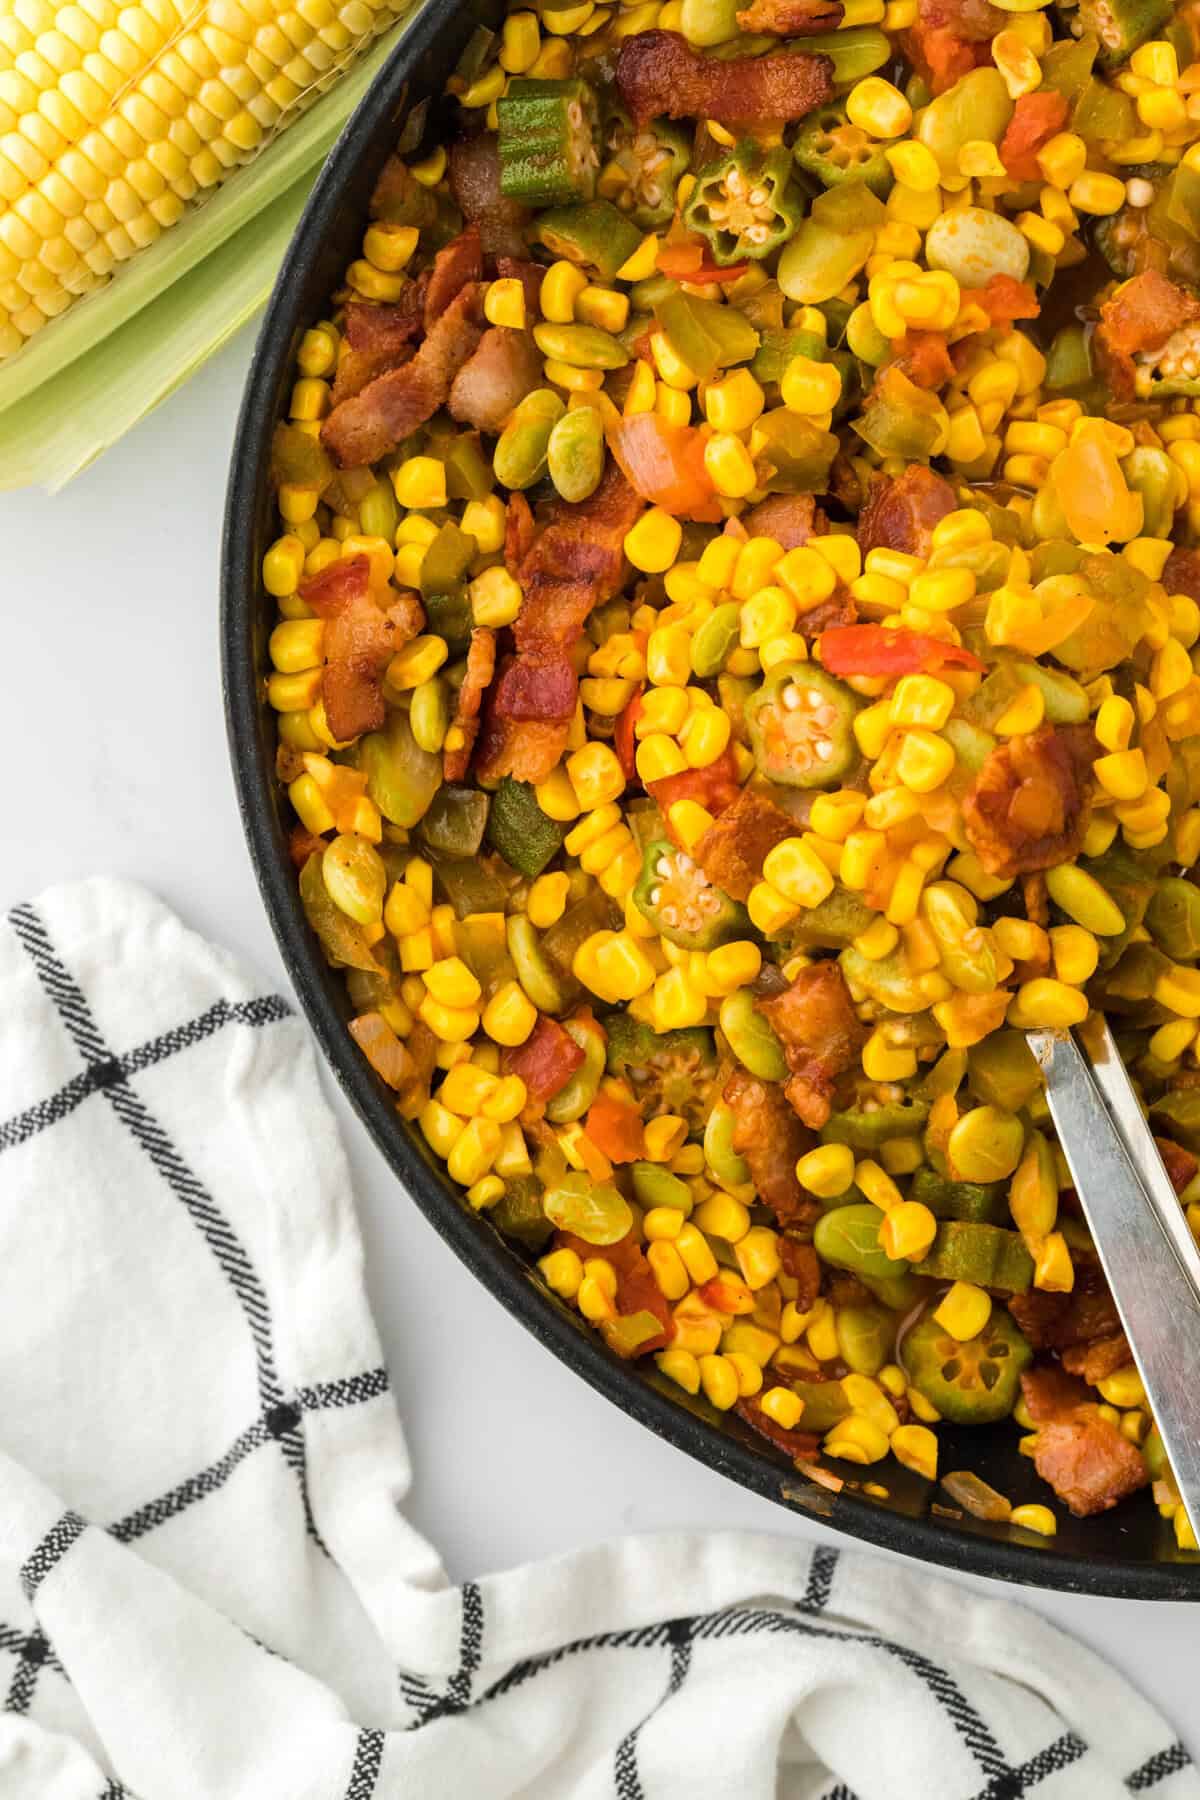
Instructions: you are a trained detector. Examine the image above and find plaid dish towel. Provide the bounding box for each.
[0,878,1194,1800]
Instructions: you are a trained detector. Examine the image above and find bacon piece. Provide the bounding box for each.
[349,1012,415,1091]
[1156,1135,1198,1194]
[1164,546,1200,602]
[289,824,327,870]
[857,464,956,559]
[496,257,545,315]
[694,788,797,902]
[780,1236,821,1311]
[736,1396,821,1460]
[742,492,824,548]
[299,555,424,741]
[999,90,1069,182]
[962,723,1096,879]
[723,1067,817,1225]
[797,592,857,635]
[1033,1407,1148,1518]
[448,326,542,433]
[505,491,536,575]
[448,133,531,261]
[443,627,497,782]
[321,284,486,467]
[1095,270,1200,401]
[505,1014,586,1101]
[1019,1366,1091,1424]
[474,651,579,786]
[758,961,866,1131]
[1060,1334,1132,1385]
[735,0,842,30]
[616,30,833,128]
[423,227,484,328]
[516,460,643,654]
[901,0,1002,92]
[1008,1260,1122,1355]
[891,329,954,390]
[331,289,425,405]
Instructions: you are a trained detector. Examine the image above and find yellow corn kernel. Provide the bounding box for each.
[424,955,482,1011]
[1009,1503,1057,1537]
[763,837,836,909]
[391,456,447,510]
[614,231,659,283]
[679,705,732,770]
[792,1146,853,1207]
[859,1027,915,1084]
[270,618,324,676]
[908,1389,942,1423]
[1094,694,1135,753]
[263,535,307,599]
[1046,924,1097,987]
[884,139,940,191]
[746,881,799,935]
[1006,978,1089,1030]
[760,1386,805,1429]
[481,980,537,1047]
[466,1174,504,1210]
[890,1422,938,1480]
[646,1239,689,1301]
[878,1199,937,1261]
[699,431,755,499]
[446,1115,502,1186]
[656,1347,701,1393]
[781,354,842,416]
[846,75,912,138]
[439,1063,498,1118]
[704,367,765,433]
[655,382,692,426]
[934,1281,993,1342]
[1032,1230,1074,1294]
[635,734,687,786]
[466,564,521,629]
[1092,748,1149,801]
[807,1299,840,1363]
[734,1225,782,1290]
[625,510,684,580]
[825,1414,891,1465]
[565,741,625,811]
[578,1271,617,1324]
[893,729,955,793]
[523,872,568,932]
[539,1246,584,1300]
[539,260,587,322]
[675,1223,717,1286]
[642,1114,686,1163]
[386,635,448,692]
[1068,170,1125,215]
[698,1353,740,1410]
[420,1099,465,1159]
[847,1161,897,1217]
[694,1194,750,1245]
[651,328,698,390]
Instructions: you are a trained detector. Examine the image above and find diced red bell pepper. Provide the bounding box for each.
[607,413,723,521]
[656,242,750,283]
[818,624,985,677]
[999,90,1069,183]
[505,1015,584,1101]
[979,274,1040,328]
[584,1089,646,1163]
[614,689,644,783]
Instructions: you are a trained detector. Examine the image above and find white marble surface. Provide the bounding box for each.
[3,331,1197,1757]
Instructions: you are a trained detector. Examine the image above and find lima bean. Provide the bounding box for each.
[917,68,1013,174]
[690,601,742,678]
[506,915,568,1014]
[778,221,874,305]
[493,389,565,490]
[322,834,387,925]
[924,205,1029,290]
[532,322,629,369]
[409,675,449,754]
[680,0,739,46]
[547,405,605,503]
[719,989,788,1082]
[631,1162,694,1211]
[813,1203,908,1281]
[704,1101,750,1186]
[836,1304,894,1377]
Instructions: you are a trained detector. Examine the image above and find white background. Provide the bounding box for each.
[2,330,1197,1758]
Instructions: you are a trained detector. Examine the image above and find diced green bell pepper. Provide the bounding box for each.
[785,883,875,950]
[299,853,381,974]
[750,327,826,387]
[360,712,442,829]
[684,140,803,265]
[966,1030,1042,1113]
[1072,74,1137,141]
[436,859,513,920]
[486,777,566,879]
[909,1165,1007,1224]
[792,101,894,198]
[1043,321,1094,393]
[1038,32,1097,102]
[840,943,929,1014]
[1149,1087,1200,1150]
[418,785,490,858]
[489,1174,555,1252]
[747,661,860,789]
[420,521,477,601]
[423,590,474,656]
[902,1308,1032,1424]
[852,366,944,461]
[633,838,750,950]
[1146,876,1200,961]
[820,1095,931,1150]
[604,1014,719,1133]
[599,104,691,229]
[752,409,839,493]
[655,292,760,382]
[497,77,599,206]
[911,1221,1034,1293]
[531,199,642,281]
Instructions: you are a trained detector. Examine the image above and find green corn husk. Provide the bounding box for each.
[0,13,423,492]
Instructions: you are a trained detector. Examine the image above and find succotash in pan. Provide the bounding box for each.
[224,0,1200,1594]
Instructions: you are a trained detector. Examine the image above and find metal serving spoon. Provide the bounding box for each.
[1028,1018,1200,1547]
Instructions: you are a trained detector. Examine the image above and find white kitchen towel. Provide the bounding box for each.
[0,876,1193,1800]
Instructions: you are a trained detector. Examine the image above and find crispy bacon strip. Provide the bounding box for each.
[780,1236,821,1311]
[1008,1260,1122,1356]
[742,492,824,548]
[723,1067,816,1225]
[423,226,483,328]
[857,463,956,559]
[448,133,531,261]
[1033,1407,1149,1518]
[736,0,842,30]
[331,289,425,405]
[616,30,833,128]
[694,788,797,902]
[962,724,1096,880]
[1060,1335,1132,1385]
[1156,1135,1198,1195]
[299,555,423,741]
[1164,546,1200,602]
[1019,1366,1091,1424]
[448,326,542,433]
[1095,270,1200,401]
[505,491,536,575]
[758,961,866,1130]
[321,283,486,467]
[474,652,579,786]
[443,627,496,782]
